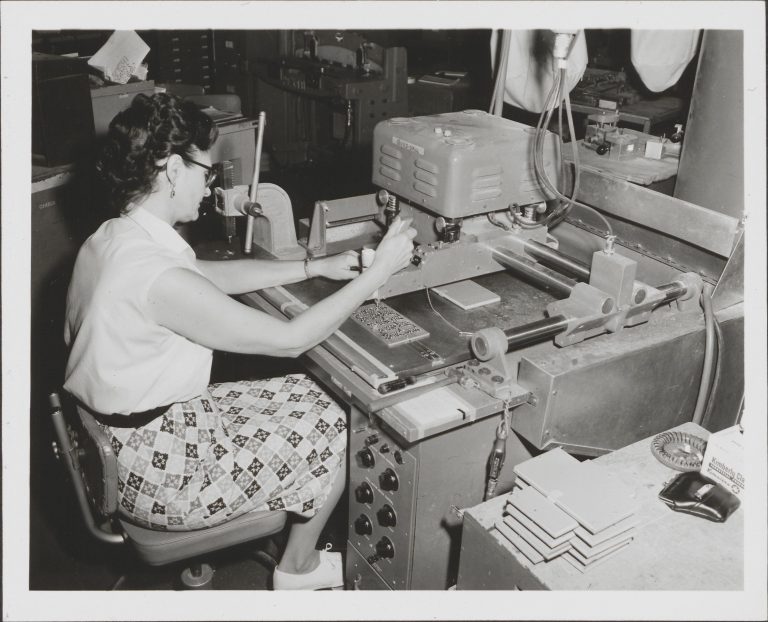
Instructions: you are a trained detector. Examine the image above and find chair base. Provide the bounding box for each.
[180,563,215,589]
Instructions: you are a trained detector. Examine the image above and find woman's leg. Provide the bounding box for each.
[276,462,347,574]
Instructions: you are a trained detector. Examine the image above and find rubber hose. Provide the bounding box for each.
[701,313,724,429]
[692,284,716,426]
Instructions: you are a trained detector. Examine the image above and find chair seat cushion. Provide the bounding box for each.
[120,510,287,566]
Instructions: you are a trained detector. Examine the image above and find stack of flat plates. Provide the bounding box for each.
[494,448,639,573]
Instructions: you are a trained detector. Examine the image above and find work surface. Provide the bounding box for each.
[277,269,558,379]
[458,422,743,590]
[567,141,680,186]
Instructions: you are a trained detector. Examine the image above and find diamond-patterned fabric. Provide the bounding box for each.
[101,375,346,531]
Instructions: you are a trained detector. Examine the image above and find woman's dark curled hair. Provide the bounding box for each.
[96,92,218,213]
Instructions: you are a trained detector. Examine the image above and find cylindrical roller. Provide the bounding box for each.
[470,276,695,360]
[657,282,689,303]
[523,240,591,280]
[471,327,508,361]
[471,315,570,358]
[492,247,577,297]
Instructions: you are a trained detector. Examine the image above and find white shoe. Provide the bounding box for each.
[273,546,344,590]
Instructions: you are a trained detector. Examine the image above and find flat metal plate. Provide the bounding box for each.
[351,302,430,347]
[282,271,560,380]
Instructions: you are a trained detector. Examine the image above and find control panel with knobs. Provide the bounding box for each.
[354,514,373,536]
[379,467,399,491]
[355,481,374,504]
[348,409,416,589]
[377,504,397,528]
[357,447,375,468]
[366,536,395,564]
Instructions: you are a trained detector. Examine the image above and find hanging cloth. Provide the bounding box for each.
[630,30,700,92]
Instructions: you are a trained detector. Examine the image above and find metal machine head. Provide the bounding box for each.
[371,110,561,219]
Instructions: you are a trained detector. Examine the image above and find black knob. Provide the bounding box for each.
[379,468,399,492]
[355,482,374,504]
[354,514,373,536]
[394,450,404,465]
[379,443,390,454]
[377,504,397,527]
[375,536,395,559]
[596,143,609,155]
[357,447,375,469]
[364,434,380,447]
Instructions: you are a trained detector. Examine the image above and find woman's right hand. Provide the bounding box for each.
[370,217,417,280]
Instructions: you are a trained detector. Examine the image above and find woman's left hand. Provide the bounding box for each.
[311,251,360,281]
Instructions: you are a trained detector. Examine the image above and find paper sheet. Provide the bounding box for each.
[88,31,150,84]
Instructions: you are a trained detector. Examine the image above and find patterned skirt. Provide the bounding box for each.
[102,374,347,531]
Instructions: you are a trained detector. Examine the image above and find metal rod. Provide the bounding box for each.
[523,240,591,280]
[244,111,267,255]
[657,282,688,303]
[492,247,577,297]
[502,315,570,351]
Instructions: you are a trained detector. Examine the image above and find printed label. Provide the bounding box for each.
[392,136,424,155]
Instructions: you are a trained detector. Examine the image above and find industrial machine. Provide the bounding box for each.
[255,30,408,166]
[222,32,743,590]
[228,106,742,589]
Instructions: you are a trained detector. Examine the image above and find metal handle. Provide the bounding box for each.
[244,111,267,254]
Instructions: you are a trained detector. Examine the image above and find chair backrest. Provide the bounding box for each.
[49,392,119,517]
[74,404,119,516]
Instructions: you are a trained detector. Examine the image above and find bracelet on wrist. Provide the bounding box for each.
[303,256,314,280]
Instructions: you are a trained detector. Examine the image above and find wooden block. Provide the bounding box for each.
[571,528,636,558]
[507,486,578,538]
[494,519,545,564]
[514,449,638,534]
[431,280,500,310]
[562,540,632,574]
[562,461,638,534]
[513,447,581,496]
[569,536,633,565]
[574,514,639,547]
[505,505,575,549]
[502,515,572,560]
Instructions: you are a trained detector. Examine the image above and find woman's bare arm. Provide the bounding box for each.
[148,218,416,356]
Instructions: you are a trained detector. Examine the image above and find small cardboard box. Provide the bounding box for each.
[700,425,744,497]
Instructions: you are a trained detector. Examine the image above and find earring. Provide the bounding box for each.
[170,184,176,199]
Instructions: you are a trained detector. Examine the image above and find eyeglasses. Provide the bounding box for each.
[180,155,217,187]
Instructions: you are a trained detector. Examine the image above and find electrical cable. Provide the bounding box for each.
[424,287,470,337]
[489,30,512,115]
[701,311,724,429]
[514,63,614,238]
[735,391,745,425]
[494,33,510,115]
[692,284,716,425]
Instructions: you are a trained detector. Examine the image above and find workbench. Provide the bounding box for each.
[567,141,680,189]
[570,95,685,134]
[456,422,743,590]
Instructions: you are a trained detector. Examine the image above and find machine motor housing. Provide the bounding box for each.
[372,110,561,219]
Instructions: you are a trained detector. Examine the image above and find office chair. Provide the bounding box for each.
[49,392,287,589]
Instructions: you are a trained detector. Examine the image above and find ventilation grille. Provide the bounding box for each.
[470,165,502,202]
[378,143,402,182]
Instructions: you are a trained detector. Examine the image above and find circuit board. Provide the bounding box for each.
[351,302,430,347]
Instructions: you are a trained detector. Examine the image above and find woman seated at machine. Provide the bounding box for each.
[63,92,416,590]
